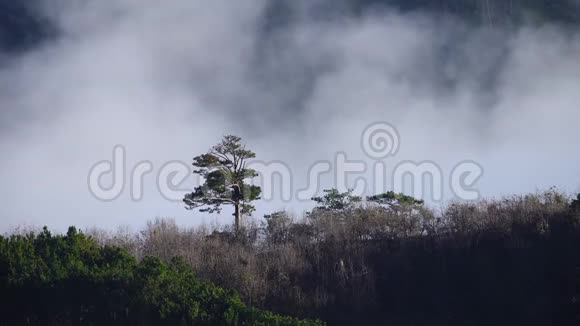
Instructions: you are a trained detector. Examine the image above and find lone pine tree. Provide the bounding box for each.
[183,135,261,231]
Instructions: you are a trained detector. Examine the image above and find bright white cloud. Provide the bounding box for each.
[0,1,579,231]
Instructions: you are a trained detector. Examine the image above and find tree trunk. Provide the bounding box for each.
[232,184,242,232]
[234,202,241,232]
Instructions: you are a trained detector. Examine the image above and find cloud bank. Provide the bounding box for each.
[0,0,579,231]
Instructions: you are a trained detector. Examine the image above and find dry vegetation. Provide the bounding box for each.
[79,189,580,325]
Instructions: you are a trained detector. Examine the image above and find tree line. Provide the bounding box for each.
[117,135,580,325]
[84,189,580,325]
[101,190,580,326]
[0,226,322,325]
[2,135,580,325]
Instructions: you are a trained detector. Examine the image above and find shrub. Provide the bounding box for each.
[0,227,322,325]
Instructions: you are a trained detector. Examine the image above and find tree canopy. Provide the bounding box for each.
[0,226,322,325]
[184,135,262,231]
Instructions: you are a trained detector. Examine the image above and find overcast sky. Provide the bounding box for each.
[0,0,579,231]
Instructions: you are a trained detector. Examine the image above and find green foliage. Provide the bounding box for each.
[367,191,424,213]
[311,189,362,212]
[184,135,262,230]
[0,227,322,325]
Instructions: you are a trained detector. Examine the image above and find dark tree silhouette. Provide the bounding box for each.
[183,135,261,231]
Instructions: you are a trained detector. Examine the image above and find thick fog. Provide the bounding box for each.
[0,0,579,231]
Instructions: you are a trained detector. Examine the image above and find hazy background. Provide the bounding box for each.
[0,0,579,231]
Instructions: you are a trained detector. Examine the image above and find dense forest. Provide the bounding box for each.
[2,189,580,325]
[0,226,322,325]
